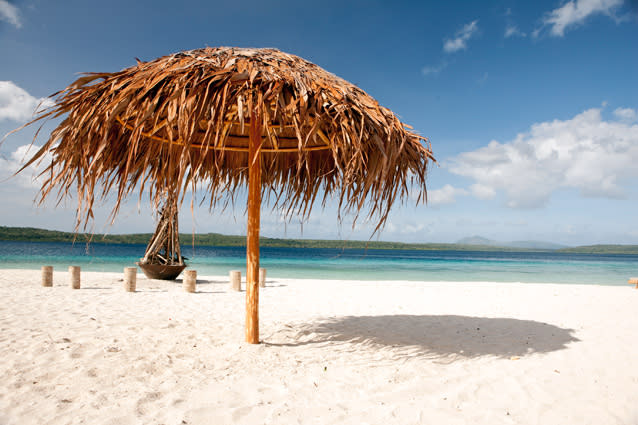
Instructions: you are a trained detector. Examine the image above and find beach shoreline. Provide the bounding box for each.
[1,268,637,424]
[2,240,637,285]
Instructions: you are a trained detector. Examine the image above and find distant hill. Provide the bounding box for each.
[457,236,567,250]
[456,236,494,246]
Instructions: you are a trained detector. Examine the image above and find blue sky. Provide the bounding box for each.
[1,0,637,245]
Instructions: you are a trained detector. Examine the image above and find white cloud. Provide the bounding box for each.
[443,20,479,53]
[428,184,468,206]
[505,24,526,38]
[0,0,21,28]
[504,7,526,39]
[421,61,448,77]
[540,0,624,37]
[614,107,637,123]
[477,72,488,85]
[0,144,51,189]
[0,81,54,122]
[470,183,496,200]
[384,219,428,236]
[450,107,638,208]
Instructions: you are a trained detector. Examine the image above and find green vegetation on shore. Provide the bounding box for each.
[1,226,637,254]
[556,245,638,255]
[0,226,520,251]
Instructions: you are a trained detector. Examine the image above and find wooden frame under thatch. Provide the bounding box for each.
[10,47,435,343]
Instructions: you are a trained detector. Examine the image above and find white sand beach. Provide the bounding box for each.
[0,268,637,425]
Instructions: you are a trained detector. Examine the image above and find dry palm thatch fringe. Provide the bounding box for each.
[9,47,435,234]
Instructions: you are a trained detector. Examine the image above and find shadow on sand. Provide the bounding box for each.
[174,278,226,285]
[267,314,579,360]
[173,278,288,288]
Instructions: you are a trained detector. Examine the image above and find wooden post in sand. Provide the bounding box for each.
[183,270,197,293]
[245,106,262,344]
[41,266,53,287]
[124,267,137,292]
[69,266,80,289]
[259,267,266,288]
[230,270,241,291]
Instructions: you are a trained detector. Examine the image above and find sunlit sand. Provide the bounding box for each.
[1,268,637,424]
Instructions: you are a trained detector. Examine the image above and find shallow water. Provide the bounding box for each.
[0,240,636,285]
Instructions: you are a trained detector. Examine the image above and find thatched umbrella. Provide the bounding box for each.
[14,47,434,343]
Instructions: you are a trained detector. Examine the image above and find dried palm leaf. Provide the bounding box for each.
[12,47,434,234]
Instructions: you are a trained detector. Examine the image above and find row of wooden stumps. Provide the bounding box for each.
[41,265,81,289]
[41,265,267,292]
[122,268,199,292]
[230,268,267,291]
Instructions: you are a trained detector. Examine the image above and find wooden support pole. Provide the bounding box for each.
[41,266,53,287]
[259,267,266,288]
[183,270,197,293]
[124,267,137,292]
[230,270,242,291]
[69,266,80,289]
[245,106,262,344]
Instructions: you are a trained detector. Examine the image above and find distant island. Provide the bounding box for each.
[1,226,638,254]
[456,236,568,250]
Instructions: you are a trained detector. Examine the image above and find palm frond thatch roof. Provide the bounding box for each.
[19,47,434,231]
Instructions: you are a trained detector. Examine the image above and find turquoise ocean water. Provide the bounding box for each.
[0,240,636,285]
